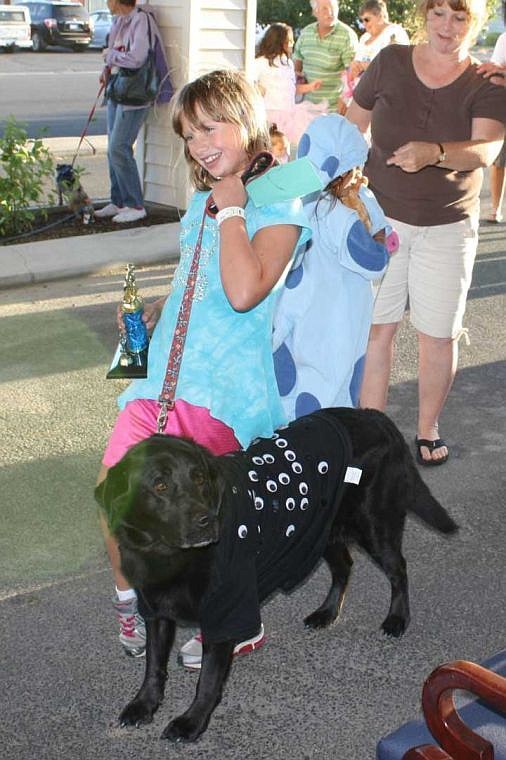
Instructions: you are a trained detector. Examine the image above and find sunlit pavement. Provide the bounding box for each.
[0,220,504,758]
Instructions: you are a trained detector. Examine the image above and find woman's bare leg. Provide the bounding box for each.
[359,322,399,411]
[489,164,506,220]
[416,331,457,463]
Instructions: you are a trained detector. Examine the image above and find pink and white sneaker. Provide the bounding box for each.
[178,624,266,671]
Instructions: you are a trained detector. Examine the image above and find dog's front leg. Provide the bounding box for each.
[161,640,234,743]
[119,617,175,727]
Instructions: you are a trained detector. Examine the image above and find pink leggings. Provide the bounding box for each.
[102,398,240,468]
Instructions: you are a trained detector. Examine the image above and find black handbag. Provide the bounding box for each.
[105,11,160,106]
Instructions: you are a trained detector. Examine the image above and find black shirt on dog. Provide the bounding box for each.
[199,411,352,644]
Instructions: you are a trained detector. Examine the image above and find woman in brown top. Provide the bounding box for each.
[346,0,506,466]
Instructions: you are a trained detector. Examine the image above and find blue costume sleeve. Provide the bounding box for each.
[318,200,388,279]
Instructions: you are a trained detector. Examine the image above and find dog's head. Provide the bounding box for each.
[56,163,77,192]
[95,435,226,554]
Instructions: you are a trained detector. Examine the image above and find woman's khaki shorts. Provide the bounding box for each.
[372,216,479,339]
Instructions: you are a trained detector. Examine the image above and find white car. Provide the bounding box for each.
[0,4,33,51]
[89,8,112,49]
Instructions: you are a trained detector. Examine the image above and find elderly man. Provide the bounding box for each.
[293,0,358,113]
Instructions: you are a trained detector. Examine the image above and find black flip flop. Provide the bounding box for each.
[415,437,449,467]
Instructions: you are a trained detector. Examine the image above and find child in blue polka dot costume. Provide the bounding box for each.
[273,113,397,418]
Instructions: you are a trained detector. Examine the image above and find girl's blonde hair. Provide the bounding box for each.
[416,0,487,45]
[171,69,270,191]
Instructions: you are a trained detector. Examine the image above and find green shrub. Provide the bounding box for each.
[0,117,55,238]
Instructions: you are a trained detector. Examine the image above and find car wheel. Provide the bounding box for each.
[32,33,46,52]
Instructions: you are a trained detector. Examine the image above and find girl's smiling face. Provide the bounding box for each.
[426,1,472,54]
[180,105,250,180]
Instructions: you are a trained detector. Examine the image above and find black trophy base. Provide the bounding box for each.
[106,347,149,379]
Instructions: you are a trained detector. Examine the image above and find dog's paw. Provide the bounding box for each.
[119,699,157,728]
[161,715,207,743]
[381,614,408,638]
[304,609,336,629]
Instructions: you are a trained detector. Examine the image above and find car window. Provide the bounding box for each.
[27,4,51,20]
[54,6,89,20]
[0,10,27,22]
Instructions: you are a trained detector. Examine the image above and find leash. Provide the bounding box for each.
[71,83,105,168]
[156,151,276,433]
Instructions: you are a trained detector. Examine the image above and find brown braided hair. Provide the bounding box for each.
[318,169,372,230]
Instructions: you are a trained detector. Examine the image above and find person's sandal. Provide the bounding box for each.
[415,437,449,467]
[485,210,503,223]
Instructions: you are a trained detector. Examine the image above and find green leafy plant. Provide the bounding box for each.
[0,116,56,238]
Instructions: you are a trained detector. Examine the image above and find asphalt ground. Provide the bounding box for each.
[0,187,505,758]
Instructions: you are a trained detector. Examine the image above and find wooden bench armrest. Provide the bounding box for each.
[403,660,506,760]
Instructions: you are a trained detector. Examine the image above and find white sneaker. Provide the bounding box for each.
[94,203,123,218]
[113,207,147,223]
[178,624,266,671]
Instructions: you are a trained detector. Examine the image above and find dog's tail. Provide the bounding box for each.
[410,472,458,534]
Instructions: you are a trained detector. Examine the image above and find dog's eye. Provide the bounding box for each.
[192,470,205,487]
[153,477,168,493]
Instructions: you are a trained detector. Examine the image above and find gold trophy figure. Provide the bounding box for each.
[106,264,149,379]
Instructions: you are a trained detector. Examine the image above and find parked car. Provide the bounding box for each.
[0,4,32,51]
[23,1,92,52]
[89,8,111,49]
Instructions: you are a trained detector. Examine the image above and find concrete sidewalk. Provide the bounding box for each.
[1,134,181,289]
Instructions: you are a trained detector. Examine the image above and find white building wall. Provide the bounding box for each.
[141,0,257,209]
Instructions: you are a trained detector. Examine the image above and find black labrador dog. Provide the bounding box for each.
[95,407,458,743]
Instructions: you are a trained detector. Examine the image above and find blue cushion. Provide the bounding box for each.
[377,650,506,760]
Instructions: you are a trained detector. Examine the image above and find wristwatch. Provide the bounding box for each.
[436,142,447,164]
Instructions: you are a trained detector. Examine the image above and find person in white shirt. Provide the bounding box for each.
[481,29,506,222]
[346,0,409,91]
[253,23,327,146]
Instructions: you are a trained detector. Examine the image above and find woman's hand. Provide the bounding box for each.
[99,65,110,86]
[212,175,247,211]
[386,141,440,172]
[477,61,506,87]
[349,60,366,79]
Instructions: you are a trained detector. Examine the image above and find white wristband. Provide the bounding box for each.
[216,206,246,226]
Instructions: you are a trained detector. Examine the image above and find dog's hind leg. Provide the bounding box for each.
[358,533,410,638]
[161,640,235,743]
[304,541,353,629]
[119,617,175,727]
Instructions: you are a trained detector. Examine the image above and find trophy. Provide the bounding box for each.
[106,264,149,379]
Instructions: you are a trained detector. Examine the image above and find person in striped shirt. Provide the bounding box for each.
[293,0,358,114]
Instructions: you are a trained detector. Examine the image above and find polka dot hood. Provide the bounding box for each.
[297,113,368,184]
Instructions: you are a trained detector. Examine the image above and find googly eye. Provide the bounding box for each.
[286,497,295,511]
[275,438,288,448]
[266,480,277,493]
[254,496,264,510]
[300,497,309,510]
[271,433,279,439]
[263,453,275,464]
[252,456,264,466]
[238,524,248,539]
[278,472,290,486]
[299,482,308,495]
[318,461,329,474]
[248,470,258,482]
[284,449,296,461]
[286,524,295,537]
[257,525,261,533]
[232,486,238,494]
[292,462,302,474]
